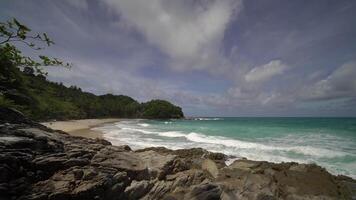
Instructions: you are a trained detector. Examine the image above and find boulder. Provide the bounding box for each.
[91,146,148,179]
[136,150,176,180]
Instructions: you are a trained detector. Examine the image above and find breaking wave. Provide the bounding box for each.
[95,119,356,179]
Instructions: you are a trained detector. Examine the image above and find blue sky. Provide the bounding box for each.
[1,0,356,117]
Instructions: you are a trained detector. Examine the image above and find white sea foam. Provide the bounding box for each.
[115,125,349,159]
[285,146,347,158]
[194,118,221,121]
[106,124,349,159]
[121,127,156,134]
[158,131,186,138]
[184,132,348,158]
[98,120,355,178]
[138,123,150,127]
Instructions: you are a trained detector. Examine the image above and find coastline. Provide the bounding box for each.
[41,118,356,179]
[1,109,355,199]
[41,118,120,139]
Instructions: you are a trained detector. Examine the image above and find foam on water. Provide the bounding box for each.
[158,131,186,138]
[96,119,356,179]
[138,123,150,127]
[193,118,221,121]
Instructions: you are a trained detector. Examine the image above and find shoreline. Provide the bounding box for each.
[41,118,120,139]
[1,109,355,199]
[41,118,356,179]
[3,116,355,199]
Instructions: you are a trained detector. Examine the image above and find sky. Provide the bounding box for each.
[1,0,356,117]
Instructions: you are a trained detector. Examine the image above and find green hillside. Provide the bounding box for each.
[0,58,184,120]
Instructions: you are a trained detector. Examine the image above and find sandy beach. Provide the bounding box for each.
[41,118,119,139]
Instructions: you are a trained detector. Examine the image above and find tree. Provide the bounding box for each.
[0,18,71,75]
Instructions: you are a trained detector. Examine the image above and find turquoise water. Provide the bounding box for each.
[96,117,356,178]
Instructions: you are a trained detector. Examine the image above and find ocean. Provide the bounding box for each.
[95,117,356,178]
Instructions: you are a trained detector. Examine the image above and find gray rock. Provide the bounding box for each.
[124,180,154,199]
[202,159,219,179]
[136,150,177,180]
[185,183,222,200]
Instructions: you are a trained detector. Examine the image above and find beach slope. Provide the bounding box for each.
[41,118,119,139]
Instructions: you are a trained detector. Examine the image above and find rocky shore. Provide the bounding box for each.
[1,108,355,200]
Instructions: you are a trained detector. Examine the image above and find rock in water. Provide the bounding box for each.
[0,109,355,199]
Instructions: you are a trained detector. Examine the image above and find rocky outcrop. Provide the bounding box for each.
[0,109,355,199]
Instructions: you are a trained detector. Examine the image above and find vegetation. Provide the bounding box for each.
[142,100,184,119]
[0,18,184,120]
[0,18,71,75]
[0,51,184,120]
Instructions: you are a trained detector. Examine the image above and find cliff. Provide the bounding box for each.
[0,108,355,200]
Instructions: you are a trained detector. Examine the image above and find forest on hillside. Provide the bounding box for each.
[0,59,184,120]
[0,18,183,120]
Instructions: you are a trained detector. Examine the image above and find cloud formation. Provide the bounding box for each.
[245,60,289,83]
[103,0,241,70]
[302,62,356,101]
[2,0,356,116]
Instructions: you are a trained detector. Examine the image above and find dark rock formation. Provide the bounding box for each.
[0,109,355,199]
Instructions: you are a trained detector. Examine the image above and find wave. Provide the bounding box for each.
[138,123,150,127]
[193,118,221,121]
[98,120,355,179]
[158,131,186,138]
[118,126,348,159]
[184,132,348,158]
[121,127,156,134]
[122,127,186,138]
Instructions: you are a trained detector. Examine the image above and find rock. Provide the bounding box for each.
[0,120,355,200]
[228,160,260,171]
[136,150,176,180]
[124,180,154,199]
[137,147,227,172]
[28,166,124,200]
[185,183,222,200]
[91,147,148,179]
[64,158,90,167]
[0,107,31,124]
[202,159,219,179]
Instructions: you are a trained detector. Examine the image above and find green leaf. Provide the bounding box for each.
[13,18,21,27]
[13,18,30,32]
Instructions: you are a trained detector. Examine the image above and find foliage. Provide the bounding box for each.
[142,100,184,119]
[0,18,70,75]
[0,18,183,120]
[0,59,184,120]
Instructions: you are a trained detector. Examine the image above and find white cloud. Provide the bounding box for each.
[102,0,241,71]
[245,60,289,83]
[64,0,88,10]
[301,62,356,100]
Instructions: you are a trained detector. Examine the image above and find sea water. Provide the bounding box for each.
[95,117,356,178]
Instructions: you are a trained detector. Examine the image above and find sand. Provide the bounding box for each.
[41,118,119,139]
